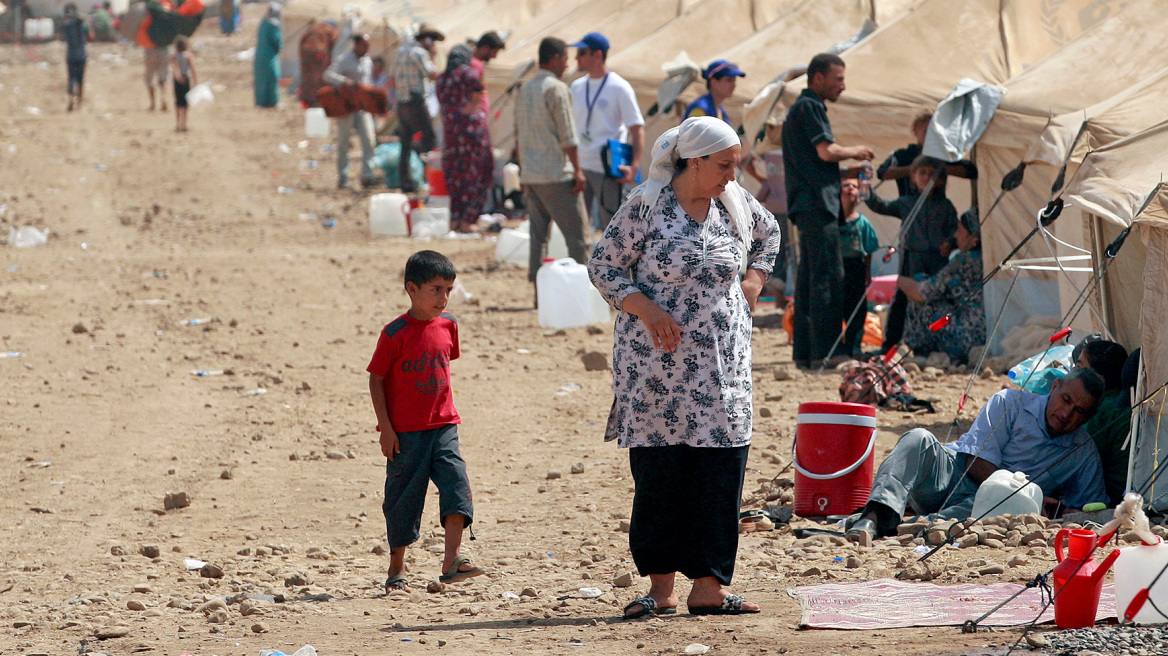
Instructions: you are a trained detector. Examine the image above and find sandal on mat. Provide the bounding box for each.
[439,555,485,584]
[689,594,760,616]
[384,574,410,593]
[623,596,677,620]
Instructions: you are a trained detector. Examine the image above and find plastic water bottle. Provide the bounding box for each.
[971,470,1043,519]
[857,161,873,200]
[183,318,212,326]
[0,351,21,359]
[1008,344,1075,393]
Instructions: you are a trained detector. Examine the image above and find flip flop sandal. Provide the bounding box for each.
[739,514,775,533]
[689,594,761,616]
[384,574,409,593]
[439,555,485,584]
[622,596,677,620]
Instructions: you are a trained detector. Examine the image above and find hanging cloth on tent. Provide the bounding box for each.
[923,78,1005,162]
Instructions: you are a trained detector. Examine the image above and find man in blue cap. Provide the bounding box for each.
[569,32,645,230]
[684,60,745,124]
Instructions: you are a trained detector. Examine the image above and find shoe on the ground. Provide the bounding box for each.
[845,518,877,545]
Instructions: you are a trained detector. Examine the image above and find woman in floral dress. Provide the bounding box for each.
[588,117,781,618]
[897,209,986,363]
[436,45,494,232]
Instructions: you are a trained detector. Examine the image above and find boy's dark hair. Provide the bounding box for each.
[912,111,934,130]
[372,55,386,67]
[174,36,189,52]
[1080,340,1128,391]
[807,53,844,81]
[404,250,456,287]
[538,37,567,65]
[1060,367,1106,413]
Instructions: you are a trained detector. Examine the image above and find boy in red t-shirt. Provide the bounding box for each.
[367,250,484,593]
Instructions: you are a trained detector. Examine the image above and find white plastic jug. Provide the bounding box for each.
[536,258,611,329]
[503,162,521,194]
[185,83,214,107]
[427,195,451,209]
[1114,539,1168,624]
[971,470,1043,519]
[24,19,38,40]
[410,207,450,239]
[37,18,54,40]
[369,193,410,236]
[494,220,569,267]
[305,107,329,138]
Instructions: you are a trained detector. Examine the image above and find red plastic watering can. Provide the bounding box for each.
[1052,528,1120,629]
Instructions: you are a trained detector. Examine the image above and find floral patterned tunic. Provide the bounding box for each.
[903,249,986,363]
[588,185,781,448]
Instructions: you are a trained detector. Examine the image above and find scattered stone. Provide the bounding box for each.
[251,622,270,633]
[764,393,783,402]
[581,352,609,371]
[132,583,152,593]
[980,366,995,380]
[925,352,951,370]
[800,567,822,577]
[284,572,313,587]
[438,639,447,647]
[72,322,88,334]
[983,539,1005,549]
[520,587,538,598]
[902,562,937,582]
[570,462,585,474]
[325,450,346,460]
[220,469,233,480]
[238,599,265,616]
[957,533,980,548]
[207,609,229,624]
[927,529,948,546]
[139,545,160,558]
[200,563,224,579]
[126,600,146,611]
[1024,633,1048,648]
[618,520,631,533]
[427,580,446,593]
[845,556,862,569]
[902,362,921,374]
[1007,555,1030,568]
[163,491,191,510]
[371,544,387,555]
[758,407,773,418]
[546,471,562,480]
[851,530,873,548]
[110,544,130,556]
[773,366,795,381]
[613,572,634,588]
[94,625,131,639]
[196,599,227,615]
[238,547,252,556]
[143,608,164,617]
[978,564,1006,576]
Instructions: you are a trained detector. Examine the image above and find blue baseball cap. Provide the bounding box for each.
[570,32,610,53]
[704,60,746,80]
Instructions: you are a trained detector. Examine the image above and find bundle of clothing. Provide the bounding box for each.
[839,354,934,412]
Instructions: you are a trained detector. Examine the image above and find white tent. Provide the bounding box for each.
[970,0,1168,355]
[1060,123,1168,510]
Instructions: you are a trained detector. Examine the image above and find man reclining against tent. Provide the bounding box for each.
[845,368,1108,544]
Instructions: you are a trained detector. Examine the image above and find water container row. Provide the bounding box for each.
[24,18,54,41]
[369,193,449,238]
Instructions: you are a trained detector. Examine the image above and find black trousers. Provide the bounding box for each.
[397,95,436,192]
[792,209,844,363]
[841,256,870,357]
[628,444,749,585]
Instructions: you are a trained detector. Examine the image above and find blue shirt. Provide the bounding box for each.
[684,93,729,124]
[946,388,1106,509]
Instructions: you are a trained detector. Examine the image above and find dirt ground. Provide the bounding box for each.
[0,11,1090,656]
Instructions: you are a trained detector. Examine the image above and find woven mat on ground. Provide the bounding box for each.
[790,579,1116,629]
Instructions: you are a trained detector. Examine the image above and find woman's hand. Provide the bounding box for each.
[622,292,682,352]
[741,269,766,313]
[897,275,924,303]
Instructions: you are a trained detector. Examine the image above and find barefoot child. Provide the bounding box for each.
[367,250,485,593]
[171,37,197,132]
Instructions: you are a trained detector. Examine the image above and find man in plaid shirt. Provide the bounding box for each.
[515,37,590,305]
[392,23,443,193]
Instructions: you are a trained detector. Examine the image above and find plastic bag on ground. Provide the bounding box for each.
[7,226,48,248]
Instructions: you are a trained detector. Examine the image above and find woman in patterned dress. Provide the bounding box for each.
[436,45,494,233]
[897,209,986,363]
[588,117,781,618]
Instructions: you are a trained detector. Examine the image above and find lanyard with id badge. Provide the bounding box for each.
[580,72,609,147]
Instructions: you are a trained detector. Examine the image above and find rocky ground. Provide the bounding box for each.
[0,9,1149,656]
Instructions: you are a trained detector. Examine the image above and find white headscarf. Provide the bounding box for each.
[630,117,751,249]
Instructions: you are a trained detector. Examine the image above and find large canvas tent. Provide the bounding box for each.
[1060,123,1168,510]
[969,0,1168,355]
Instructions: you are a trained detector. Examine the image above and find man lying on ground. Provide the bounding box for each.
[845,368,1108,543]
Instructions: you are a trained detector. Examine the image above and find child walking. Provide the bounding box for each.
[171,37,197,132]
[366,250,485,593]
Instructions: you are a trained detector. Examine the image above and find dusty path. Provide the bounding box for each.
[0,11,1062,656]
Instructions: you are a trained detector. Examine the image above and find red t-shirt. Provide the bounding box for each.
[366,312,461,432]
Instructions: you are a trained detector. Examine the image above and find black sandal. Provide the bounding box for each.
[384,573,409,593]
[623,596,677,619]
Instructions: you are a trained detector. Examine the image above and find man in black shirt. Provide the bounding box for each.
[782,53,875,367]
